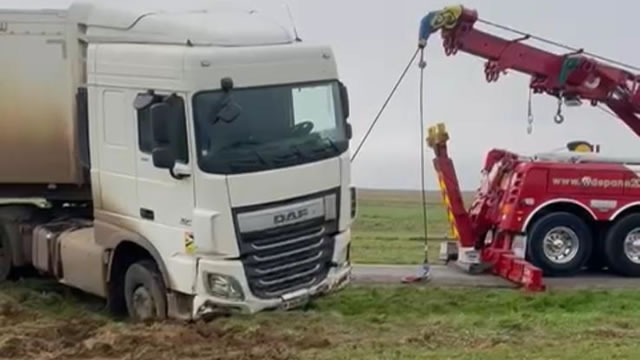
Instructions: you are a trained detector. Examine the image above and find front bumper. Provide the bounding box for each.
[191,230,351,318]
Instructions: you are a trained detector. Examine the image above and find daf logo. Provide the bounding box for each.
[274,208,309,225]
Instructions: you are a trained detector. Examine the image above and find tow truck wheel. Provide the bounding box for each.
[527,212,592,276]
[124,260,168,322]
[604,214,640,277]
[0,226,12,282]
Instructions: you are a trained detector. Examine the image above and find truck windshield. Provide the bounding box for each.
[193,81,349,174]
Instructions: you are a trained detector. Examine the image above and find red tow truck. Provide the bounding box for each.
[420,6,640,291]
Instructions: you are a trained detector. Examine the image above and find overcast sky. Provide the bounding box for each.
[9,1,640,190]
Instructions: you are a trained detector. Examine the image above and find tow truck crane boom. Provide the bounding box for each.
[419,5,640,135]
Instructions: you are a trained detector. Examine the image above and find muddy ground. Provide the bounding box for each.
[0,286,330,360]
[4,283,640,360]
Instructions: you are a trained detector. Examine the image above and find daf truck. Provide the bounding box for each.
[0,1,354,320]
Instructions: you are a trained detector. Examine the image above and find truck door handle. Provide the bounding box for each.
[140,208,155,221]
[170,164,192,180]
[170,169,191,180]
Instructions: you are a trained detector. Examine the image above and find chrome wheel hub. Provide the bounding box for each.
[624,228,640,265]
[543,226,580,264]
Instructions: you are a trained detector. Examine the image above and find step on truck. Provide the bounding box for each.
[419,6,640,290]
[0,1,354,320]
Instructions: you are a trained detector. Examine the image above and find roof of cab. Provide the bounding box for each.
[69,1,295,46]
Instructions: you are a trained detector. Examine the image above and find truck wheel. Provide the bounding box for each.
[124,260,167,321]
[527,212,592,276]
[0,227,12,282]
[604,214,640,277]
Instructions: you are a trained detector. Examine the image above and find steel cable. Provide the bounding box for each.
[477,18,640,73]
[418,48,431,271]
[350,48,421,162]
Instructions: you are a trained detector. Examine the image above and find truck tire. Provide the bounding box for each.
[604,214,640,277]
[124,260,168,321]
[0,226,12,282]
[527,212,592,276]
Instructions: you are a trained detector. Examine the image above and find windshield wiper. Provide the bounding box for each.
[252,149,269,165]
[223,139,263,150]
[228,149,270,170]
[323,138,340,152]
[289,143,307,160]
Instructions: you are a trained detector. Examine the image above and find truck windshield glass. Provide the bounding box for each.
[193,81,348,174]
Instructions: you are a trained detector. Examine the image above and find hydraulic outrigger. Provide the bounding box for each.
[428,124,545,291]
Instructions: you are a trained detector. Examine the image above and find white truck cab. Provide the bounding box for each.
[0,2,354,320]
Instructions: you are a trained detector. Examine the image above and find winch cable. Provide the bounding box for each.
[402,48,433,283]
[349,46,433,283]
[417,48,432,280]
[350,48,421,162]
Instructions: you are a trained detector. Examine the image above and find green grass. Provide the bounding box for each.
[306,286,640,359]
[352,196,451,265]
[4,282,640,359]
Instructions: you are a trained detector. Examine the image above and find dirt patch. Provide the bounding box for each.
[0,299,36,325]
[0,298,334,360]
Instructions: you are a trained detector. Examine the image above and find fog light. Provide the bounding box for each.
[204,273,245,301]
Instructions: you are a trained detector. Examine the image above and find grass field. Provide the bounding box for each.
[2,189,640,360]
[4,280,640,359]
[351,189,466,265]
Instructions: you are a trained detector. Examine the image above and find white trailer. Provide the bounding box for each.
[0,1,354,320]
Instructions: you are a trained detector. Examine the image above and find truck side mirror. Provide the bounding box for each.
[152,147,176,170]
[346,123,353,140]
[339,82,350,119]
[150,102,176,170]
[151,103,171,145]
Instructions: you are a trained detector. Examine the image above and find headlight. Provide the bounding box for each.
[204,273,245,301]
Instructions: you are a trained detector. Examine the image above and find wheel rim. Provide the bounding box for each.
[542,226,580,264]
[132,286,156,320]
[623,228,640,265]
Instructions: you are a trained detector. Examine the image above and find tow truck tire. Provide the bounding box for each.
[527,212,592,277]
[604,214,640,277]
[0,226,12,282]
[124,260,168,322]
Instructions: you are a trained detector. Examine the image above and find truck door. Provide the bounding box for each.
[134,92,195,229]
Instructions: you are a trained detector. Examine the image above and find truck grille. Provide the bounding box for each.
[238,219,336,299]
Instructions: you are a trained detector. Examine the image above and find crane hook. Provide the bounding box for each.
[554,113,565,124]
[527,87,534,134]
[554,95,565,124]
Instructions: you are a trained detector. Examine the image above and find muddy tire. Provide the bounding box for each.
[604,214,640,277]
[527,212,592,277]
[0,226,12,282]
[124,260,167,322]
